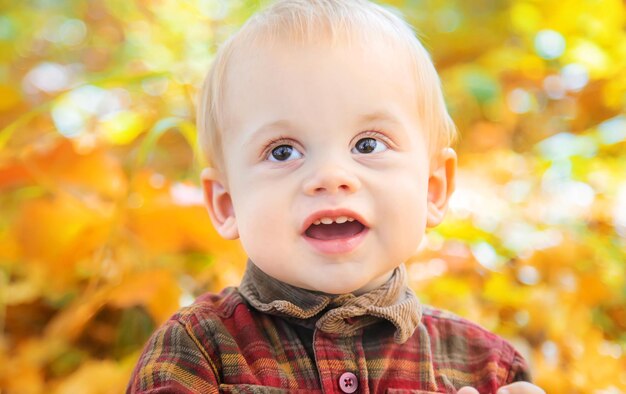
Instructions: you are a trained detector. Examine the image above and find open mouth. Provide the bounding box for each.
[301,211,369,254]
[304,218,367,240]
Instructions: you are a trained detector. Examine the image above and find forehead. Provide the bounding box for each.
[226,32,415,84]
[220,37,419,137]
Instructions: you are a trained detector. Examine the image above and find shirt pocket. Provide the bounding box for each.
[218,384,321,393]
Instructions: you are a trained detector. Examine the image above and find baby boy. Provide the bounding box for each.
[128,0,546,393]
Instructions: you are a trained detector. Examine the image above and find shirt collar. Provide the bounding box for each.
[238,260,421,343]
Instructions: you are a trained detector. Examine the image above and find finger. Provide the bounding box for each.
[497,381,546,394]
[458,387,480,394]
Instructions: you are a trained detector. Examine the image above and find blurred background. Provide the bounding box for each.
[0,0,624,392]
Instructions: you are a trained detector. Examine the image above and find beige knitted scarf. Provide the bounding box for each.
[238,261,422,344]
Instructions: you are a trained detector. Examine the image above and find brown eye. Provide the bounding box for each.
[352,137,387,154]
[269,144,302,162]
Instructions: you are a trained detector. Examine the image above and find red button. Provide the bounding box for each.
[339,372,358,393]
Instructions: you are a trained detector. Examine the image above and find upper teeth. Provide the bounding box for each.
[313,216,356,225]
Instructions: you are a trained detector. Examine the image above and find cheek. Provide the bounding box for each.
[231,183,293,240]
[378,166,428,207]
[235,195,275,232]
[376,174,428,248]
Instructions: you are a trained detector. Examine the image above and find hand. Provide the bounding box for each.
[458,382,546,394]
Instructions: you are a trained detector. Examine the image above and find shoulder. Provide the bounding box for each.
[166,287,254,355]
[175,286,245,323]
[127,288,248,393]
[421,305,512,347]
[418,305,531,387]
[142,286,245,351]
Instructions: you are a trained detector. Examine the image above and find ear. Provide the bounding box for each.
[201,167,239,240]
[426,148,457,228]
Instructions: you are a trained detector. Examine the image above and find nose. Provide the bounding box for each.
[302,162,361,196]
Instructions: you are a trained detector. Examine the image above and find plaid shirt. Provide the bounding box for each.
[127,263,530,393]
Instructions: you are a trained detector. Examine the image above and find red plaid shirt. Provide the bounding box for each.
[127,264,530,393]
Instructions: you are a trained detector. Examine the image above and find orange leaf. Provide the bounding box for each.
[109,269,182,325]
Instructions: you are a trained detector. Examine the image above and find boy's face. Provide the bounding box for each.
[202,37,456,295]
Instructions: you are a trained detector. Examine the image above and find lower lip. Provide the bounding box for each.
[302,228,369,255]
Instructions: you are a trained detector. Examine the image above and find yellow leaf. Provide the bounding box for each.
[51,360,130,394]
[0,84,21,111]
[99,111,145,145]
[482,273,528,308]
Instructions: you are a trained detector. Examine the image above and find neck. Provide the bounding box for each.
[238,260,422,343]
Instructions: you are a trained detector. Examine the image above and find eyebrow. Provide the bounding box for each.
[244,110,404,145]
[356,110,403,126]
[242,119,295,149]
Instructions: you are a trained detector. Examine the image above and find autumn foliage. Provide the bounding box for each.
[0,0,625,393]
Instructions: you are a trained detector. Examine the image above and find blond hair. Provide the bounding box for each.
[197,0,457,170]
